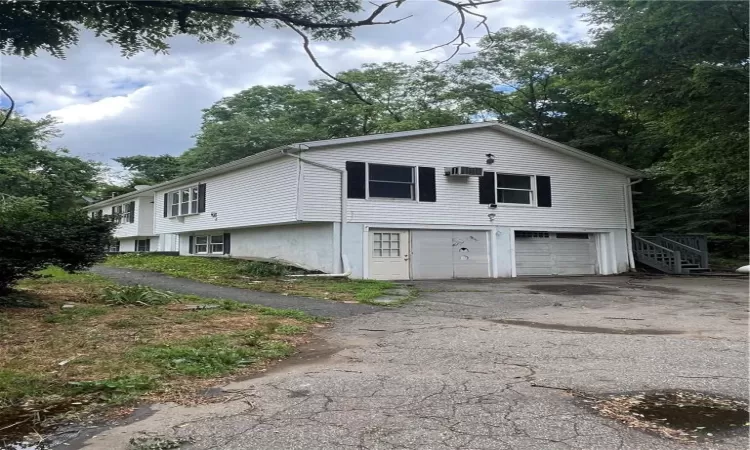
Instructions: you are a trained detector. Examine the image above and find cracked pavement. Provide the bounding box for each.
[83,275,748,449]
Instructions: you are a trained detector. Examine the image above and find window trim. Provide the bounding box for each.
[365,163,420,202]
[135,239,150,252]
[494,173,536,207]
[167,185,200,217]
[193,234,225,255]
[121,202,133,223]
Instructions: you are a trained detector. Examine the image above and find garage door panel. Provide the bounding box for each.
[515,232,597,276]
[411,230,453,279]
[411,230,490,279]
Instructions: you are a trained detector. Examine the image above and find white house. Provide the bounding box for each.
[86,122,644,280]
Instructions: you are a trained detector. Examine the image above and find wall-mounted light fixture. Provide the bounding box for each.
[488,213,496,221]
[486,153,496,164]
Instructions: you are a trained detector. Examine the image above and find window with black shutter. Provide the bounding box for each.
[346,162,366,199]
[418,167,436,202]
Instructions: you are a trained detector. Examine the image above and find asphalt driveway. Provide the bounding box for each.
[83,275,748,450]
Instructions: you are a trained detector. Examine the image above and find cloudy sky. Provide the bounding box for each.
[1,0,589,166]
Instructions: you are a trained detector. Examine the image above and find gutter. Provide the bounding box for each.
[280,147,351,277]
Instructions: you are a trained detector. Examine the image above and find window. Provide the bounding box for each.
[556,233,589,239]
[135,239,150,252]
[372,232,401,258]
[168,186,199,217]
[108,240,120,252]
[516,231,550,239]
[496,174,533,205]
[194,235,224,254]
[122,202,133,223]
[368,164,415,200]
[112,205,123,224]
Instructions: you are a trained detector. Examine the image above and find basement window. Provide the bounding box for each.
[368,164,415,200]
[497,174,534,205]
[135,239,150,252]
[194,235,224,254]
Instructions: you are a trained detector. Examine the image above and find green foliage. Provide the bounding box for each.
[0,370,58,407]
[0,115,103,211]
[0,1,365,58]
[115,155,184,185]
[67,375,160,404]
[133,332,293,377]
[102,285,178,306]
[239,260,290,278]
[0,197,115,293]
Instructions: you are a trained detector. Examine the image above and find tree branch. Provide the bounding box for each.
[284,22,373,105]
[419,0,498,65]
[0,83,15,129]
[139,0,412,31]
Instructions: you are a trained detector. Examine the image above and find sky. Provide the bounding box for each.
[1,0,589,166]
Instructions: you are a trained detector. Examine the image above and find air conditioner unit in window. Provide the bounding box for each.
[445,166,484,177]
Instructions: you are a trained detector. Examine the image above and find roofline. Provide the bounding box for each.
[86,121,643,209]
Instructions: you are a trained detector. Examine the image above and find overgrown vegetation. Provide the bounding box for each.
[104,254,395,302]
[0,196,115,294]
[0,268,320,437]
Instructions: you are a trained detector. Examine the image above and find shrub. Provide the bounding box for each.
[238,260,289,277]
[102,285,177,306]
[0,197,115,294]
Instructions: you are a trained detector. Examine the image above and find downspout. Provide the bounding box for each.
[625,178,643,270]
[280,147,351,277]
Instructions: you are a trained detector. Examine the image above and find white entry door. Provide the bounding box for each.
[369,230,410,280]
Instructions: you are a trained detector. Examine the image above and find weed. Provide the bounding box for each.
[0,370,57,407]
[238,260,290,277]
[132,333,293,377]
[102,285,177,306]
[252,305,323,322]
[43,305,109,324]
[274,324,307,335]
[67,375,160,404]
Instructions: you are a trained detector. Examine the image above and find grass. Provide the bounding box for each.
[0,268,323,433]
[710,255,748,271]
[104,254,397,303]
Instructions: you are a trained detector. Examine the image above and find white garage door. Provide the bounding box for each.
[411,230,490,279]
[515,231,597,276]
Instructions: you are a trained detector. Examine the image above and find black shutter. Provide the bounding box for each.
[163,193,169,217]
[536,176,551,207]
[198,183,207,213]
[479,171,495,204]
[223,233,231,255]
[97,210,103,219]
[418,167,436,202]
[345,161,366,199]
[188,236,194,254]
[129,201,136,223]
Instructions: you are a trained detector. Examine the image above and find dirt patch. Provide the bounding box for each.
[578,390,749,441]
[491,319,682,335]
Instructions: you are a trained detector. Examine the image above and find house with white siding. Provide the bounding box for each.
[86,122,646,280]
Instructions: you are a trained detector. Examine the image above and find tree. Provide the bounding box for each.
[0,114,103,211]
[177,62,467,172]
[0,196,115,294]
[115,155,183,185]
[574,0,749,247]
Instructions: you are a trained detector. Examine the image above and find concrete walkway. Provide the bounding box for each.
[90,266,383,318]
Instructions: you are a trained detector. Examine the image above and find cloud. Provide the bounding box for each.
[0,1,589,164]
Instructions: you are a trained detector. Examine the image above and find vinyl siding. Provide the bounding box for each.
[302,128,630,229]
[154,158,298,234]
[177,223,335,273]
[301,163,341,221]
